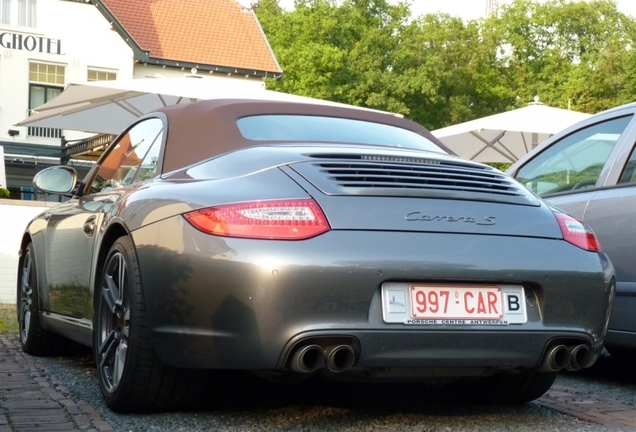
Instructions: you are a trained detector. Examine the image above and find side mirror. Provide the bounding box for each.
[33,166,77,195]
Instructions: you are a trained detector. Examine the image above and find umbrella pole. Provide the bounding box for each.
[468,131,518,163]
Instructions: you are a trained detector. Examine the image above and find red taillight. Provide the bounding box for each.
[554,212,601,252]
[183,199,331,240]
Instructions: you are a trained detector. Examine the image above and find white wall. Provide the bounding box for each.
[0,146,6,188]
[1,0,267,147]
[132,66,267,90]
[0,0,135,144]
[0,200,51,303]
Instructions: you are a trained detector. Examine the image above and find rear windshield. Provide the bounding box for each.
[236,115,446,154]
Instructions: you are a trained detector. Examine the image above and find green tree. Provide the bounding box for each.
[255,0,412,114]
[391,13,517,129]
[255,0,636,132]
[489,0,636,113]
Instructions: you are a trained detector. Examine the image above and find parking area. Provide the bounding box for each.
[2,330,636,431]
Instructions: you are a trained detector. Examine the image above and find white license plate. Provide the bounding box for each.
[410,285,502,319]
[381,283,527,325]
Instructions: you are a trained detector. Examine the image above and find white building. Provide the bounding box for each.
[0,0,282,200]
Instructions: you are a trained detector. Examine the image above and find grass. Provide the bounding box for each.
[0,303,18,333]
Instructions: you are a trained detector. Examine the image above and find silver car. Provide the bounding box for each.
[508,102,636,359]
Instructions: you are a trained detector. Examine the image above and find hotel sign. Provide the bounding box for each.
[0,32,63,55]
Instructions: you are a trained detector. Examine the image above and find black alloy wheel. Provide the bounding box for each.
[17,243,56,355]
[94,236,203,412]
[95,241,131,395]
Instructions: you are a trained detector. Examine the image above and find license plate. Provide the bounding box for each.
[410,285,502,319]
[381,283,527,325]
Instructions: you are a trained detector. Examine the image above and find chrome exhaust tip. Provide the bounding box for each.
[290,344,326,373]
[568,344,591,371]
[325,345,356,373]
[540,344,570,372]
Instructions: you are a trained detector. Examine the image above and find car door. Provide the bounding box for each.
[44,118,164,319]
[508,108,636,336]
[580,133,636,333]
[43,194,107,318]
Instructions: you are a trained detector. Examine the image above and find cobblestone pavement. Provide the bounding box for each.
[537,385,636,430]
[2,330,636,431]
[0,333,113,432]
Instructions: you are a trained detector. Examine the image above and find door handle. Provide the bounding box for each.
[83,216,97,236]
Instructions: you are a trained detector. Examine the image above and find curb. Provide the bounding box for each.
[536,384,636,431]
[0,333,114,432]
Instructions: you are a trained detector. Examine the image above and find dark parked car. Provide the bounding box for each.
[508,101,636,359]
[18,98,614,412]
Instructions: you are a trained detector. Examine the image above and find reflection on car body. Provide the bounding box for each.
[17,98,614,412]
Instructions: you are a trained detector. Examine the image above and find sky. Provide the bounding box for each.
[275,0,636,20]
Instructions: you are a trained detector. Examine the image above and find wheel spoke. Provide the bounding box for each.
[112,339,128,387]
[118,254,126,295]
[21,309,31,340]
[20,293,32,337]
[102,252,126,313]
[98,328,119,371]
[102,276,119,313]
[20,250,33,342]
[21,253,31,294]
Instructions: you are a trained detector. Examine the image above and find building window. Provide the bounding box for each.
[87,69,117,82]
[1,0,10,25]
[28,62,65,138]
[17,0,36,27]
[29,62,65,85]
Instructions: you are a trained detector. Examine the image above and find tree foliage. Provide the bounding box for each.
[490,0,636,113]
[254,0,636,130]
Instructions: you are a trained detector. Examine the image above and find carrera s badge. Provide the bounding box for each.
[405,212,496,226]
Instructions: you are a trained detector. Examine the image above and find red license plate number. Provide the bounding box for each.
[410,285,503,319]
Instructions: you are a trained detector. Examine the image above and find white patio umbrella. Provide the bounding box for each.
[432,101,591,163]
[16,77,397,134]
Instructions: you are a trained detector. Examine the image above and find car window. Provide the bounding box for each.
[618,144,636,184]
[236,115,446,154]
[89,118,164,194]
[515,115,633,196]
[129,132,163,184]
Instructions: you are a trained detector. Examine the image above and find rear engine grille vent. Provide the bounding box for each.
[311,160,522,197]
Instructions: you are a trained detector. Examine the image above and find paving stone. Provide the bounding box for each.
[537,385,636,430]
[0,334,115,432]
[4,331,636,431]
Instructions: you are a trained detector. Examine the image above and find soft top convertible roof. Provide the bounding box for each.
[157,98,451,173]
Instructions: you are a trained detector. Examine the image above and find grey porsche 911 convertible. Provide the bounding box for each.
[17,97,615,412]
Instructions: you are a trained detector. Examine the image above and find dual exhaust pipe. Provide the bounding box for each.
[541,344,591,372]
[289,344,356,374]
[292,342,592,374]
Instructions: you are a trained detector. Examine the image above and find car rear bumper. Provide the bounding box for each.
[132,218,615,372]
[147,327,594,371]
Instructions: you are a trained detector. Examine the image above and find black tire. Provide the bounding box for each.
[94,236,204,412]
[17,243,58,356]
[473,369,558,404]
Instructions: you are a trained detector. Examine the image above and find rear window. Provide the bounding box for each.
[236,115,446,154]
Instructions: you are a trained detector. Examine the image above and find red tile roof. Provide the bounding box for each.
[98,0,281,74]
